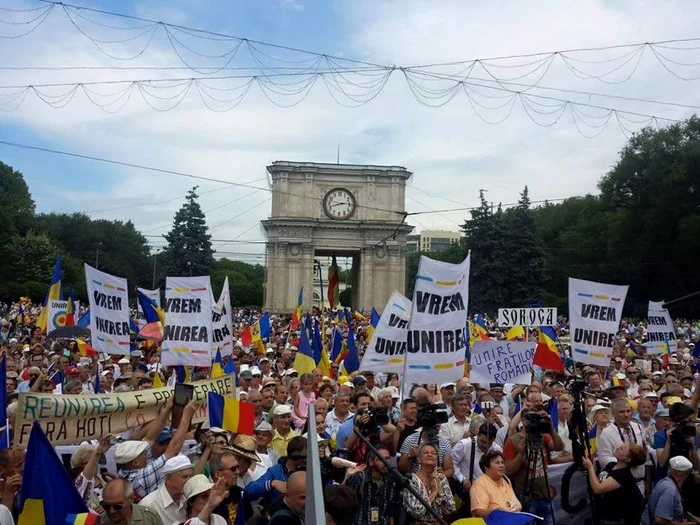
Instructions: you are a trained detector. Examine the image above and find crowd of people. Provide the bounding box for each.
[0,299,699,525]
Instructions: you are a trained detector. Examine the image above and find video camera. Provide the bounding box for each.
[417,402,449,428]
[356,406,391,428]
[522,405,553,442]
[669,403,698,443]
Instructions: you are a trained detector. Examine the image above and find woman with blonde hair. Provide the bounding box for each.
[402,443,456,524]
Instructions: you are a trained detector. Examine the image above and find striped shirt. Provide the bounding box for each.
[399,429,453,473]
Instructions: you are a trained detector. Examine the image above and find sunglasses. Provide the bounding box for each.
[101,502,125,511]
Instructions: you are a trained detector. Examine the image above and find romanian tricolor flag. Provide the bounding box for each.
[37,254,63,333]
[330,327,344,363]
[65,514,98,525]
[342,326,360,374]
[207,392,255,435]
[533,326,564,371]
[293,322,316,374]
[152,371,164,389]
[353,310,367,322]
[75,339,97,358]
[367,308,380,342]
[211,348,224,379]
[627,341,640,358]
[65,285,76,327]
[291,286,303,330]
[475,314,490,338]
[137,289,165,324]
[327,255,340,308]
[19,421,89,525]
[452,509,539,525]
[505,326,526,341]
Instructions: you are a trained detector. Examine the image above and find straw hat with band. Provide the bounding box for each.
[226,435,260,463]
[183,474,214,500]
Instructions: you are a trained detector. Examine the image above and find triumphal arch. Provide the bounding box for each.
[262,161,413,312]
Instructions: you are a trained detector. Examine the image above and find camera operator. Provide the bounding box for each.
[503,405,564,525]
[451,422,499,518]
[340,392,395,462]
[343,445,399,525]
[654,402,700,516]
[597,398,651,496]
[393,398,419,454]
[398,403,454,478]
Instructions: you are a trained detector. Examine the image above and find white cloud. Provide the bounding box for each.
[1,0,699,261]
[279,0,305,12]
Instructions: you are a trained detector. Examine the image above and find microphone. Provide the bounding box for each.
[331,457,357,469]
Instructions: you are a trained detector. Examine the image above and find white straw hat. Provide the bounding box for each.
[183,474,214,500]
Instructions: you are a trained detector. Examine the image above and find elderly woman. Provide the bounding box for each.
[402,443,455,525]
[182,475,229,525]
[470,450,522,518]
[588,404,612,457]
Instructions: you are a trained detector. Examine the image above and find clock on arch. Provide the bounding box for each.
[322,187,356,220]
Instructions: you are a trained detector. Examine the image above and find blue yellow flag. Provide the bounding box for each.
[505,326,525,341]
[37,253,63,332]
[452,509,540,525]
[330,327,343,363]
[293,322,316,374]
[207,392,255,435]
[367,307,380,342]
[18,421,89,525]
[137,289,164,323]
[224,355,237,376]
[211,348,224,378]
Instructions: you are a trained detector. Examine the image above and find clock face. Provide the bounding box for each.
[323,188,356,220]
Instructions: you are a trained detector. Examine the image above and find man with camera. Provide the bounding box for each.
[654,401,700,516]
[398,403,454,478]
[343,445,399,525]
[503,405,564,525]
[338,392,395,462]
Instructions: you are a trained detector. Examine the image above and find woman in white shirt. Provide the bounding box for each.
[182,475,228,525]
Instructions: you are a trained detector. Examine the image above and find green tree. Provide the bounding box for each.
[211,258,264,306]
[7,232,60,283]
[162,187,214,277]
[338,287,352,307]
[0,161,35,247]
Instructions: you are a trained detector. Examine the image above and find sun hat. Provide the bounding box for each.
[255,421,273,433]
[183,474,214,500]
[227,434,260,463]
[273,404,292,416]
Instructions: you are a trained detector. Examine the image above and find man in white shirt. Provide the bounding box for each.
[324,393,353,442]
[596,397,651,494]
[139,454,192,524]
[439,395,471,446]
[452,422,500,497]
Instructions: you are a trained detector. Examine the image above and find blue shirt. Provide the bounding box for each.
[641,477,684,525]
[335,416,355,452]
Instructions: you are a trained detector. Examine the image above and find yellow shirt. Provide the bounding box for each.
[470,473,522,514]
[270,429,299,458]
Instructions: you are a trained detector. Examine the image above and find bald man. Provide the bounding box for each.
[100,479,163,525]
[268,471,306,525]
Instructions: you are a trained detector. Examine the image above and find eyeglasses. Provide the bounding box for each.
[101,502,126,511]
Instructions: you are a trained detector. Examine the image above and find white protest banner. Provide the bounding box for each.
[85,264,131,356]
[497,307,557,327]
[136,287,160,328]
[162,276,213,367]
[359,291,411,374]
[569,278,628,366]
[404,254,470,384]
[646,301,677,355]
[212,277,234,356]
[47,299,80,331]
[469,340,536,385]
[13,374,235,448]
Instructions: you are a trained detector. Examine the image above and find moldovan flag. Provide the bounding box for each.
[18,421,89,525]
[207,392,255,435]
[37,254,63,333]
[327,254,340,308]
[291,286,303,330]
[533,326,564,371]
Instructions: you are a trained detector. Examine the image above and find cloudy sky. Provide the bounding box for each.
[0,0,698,265]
